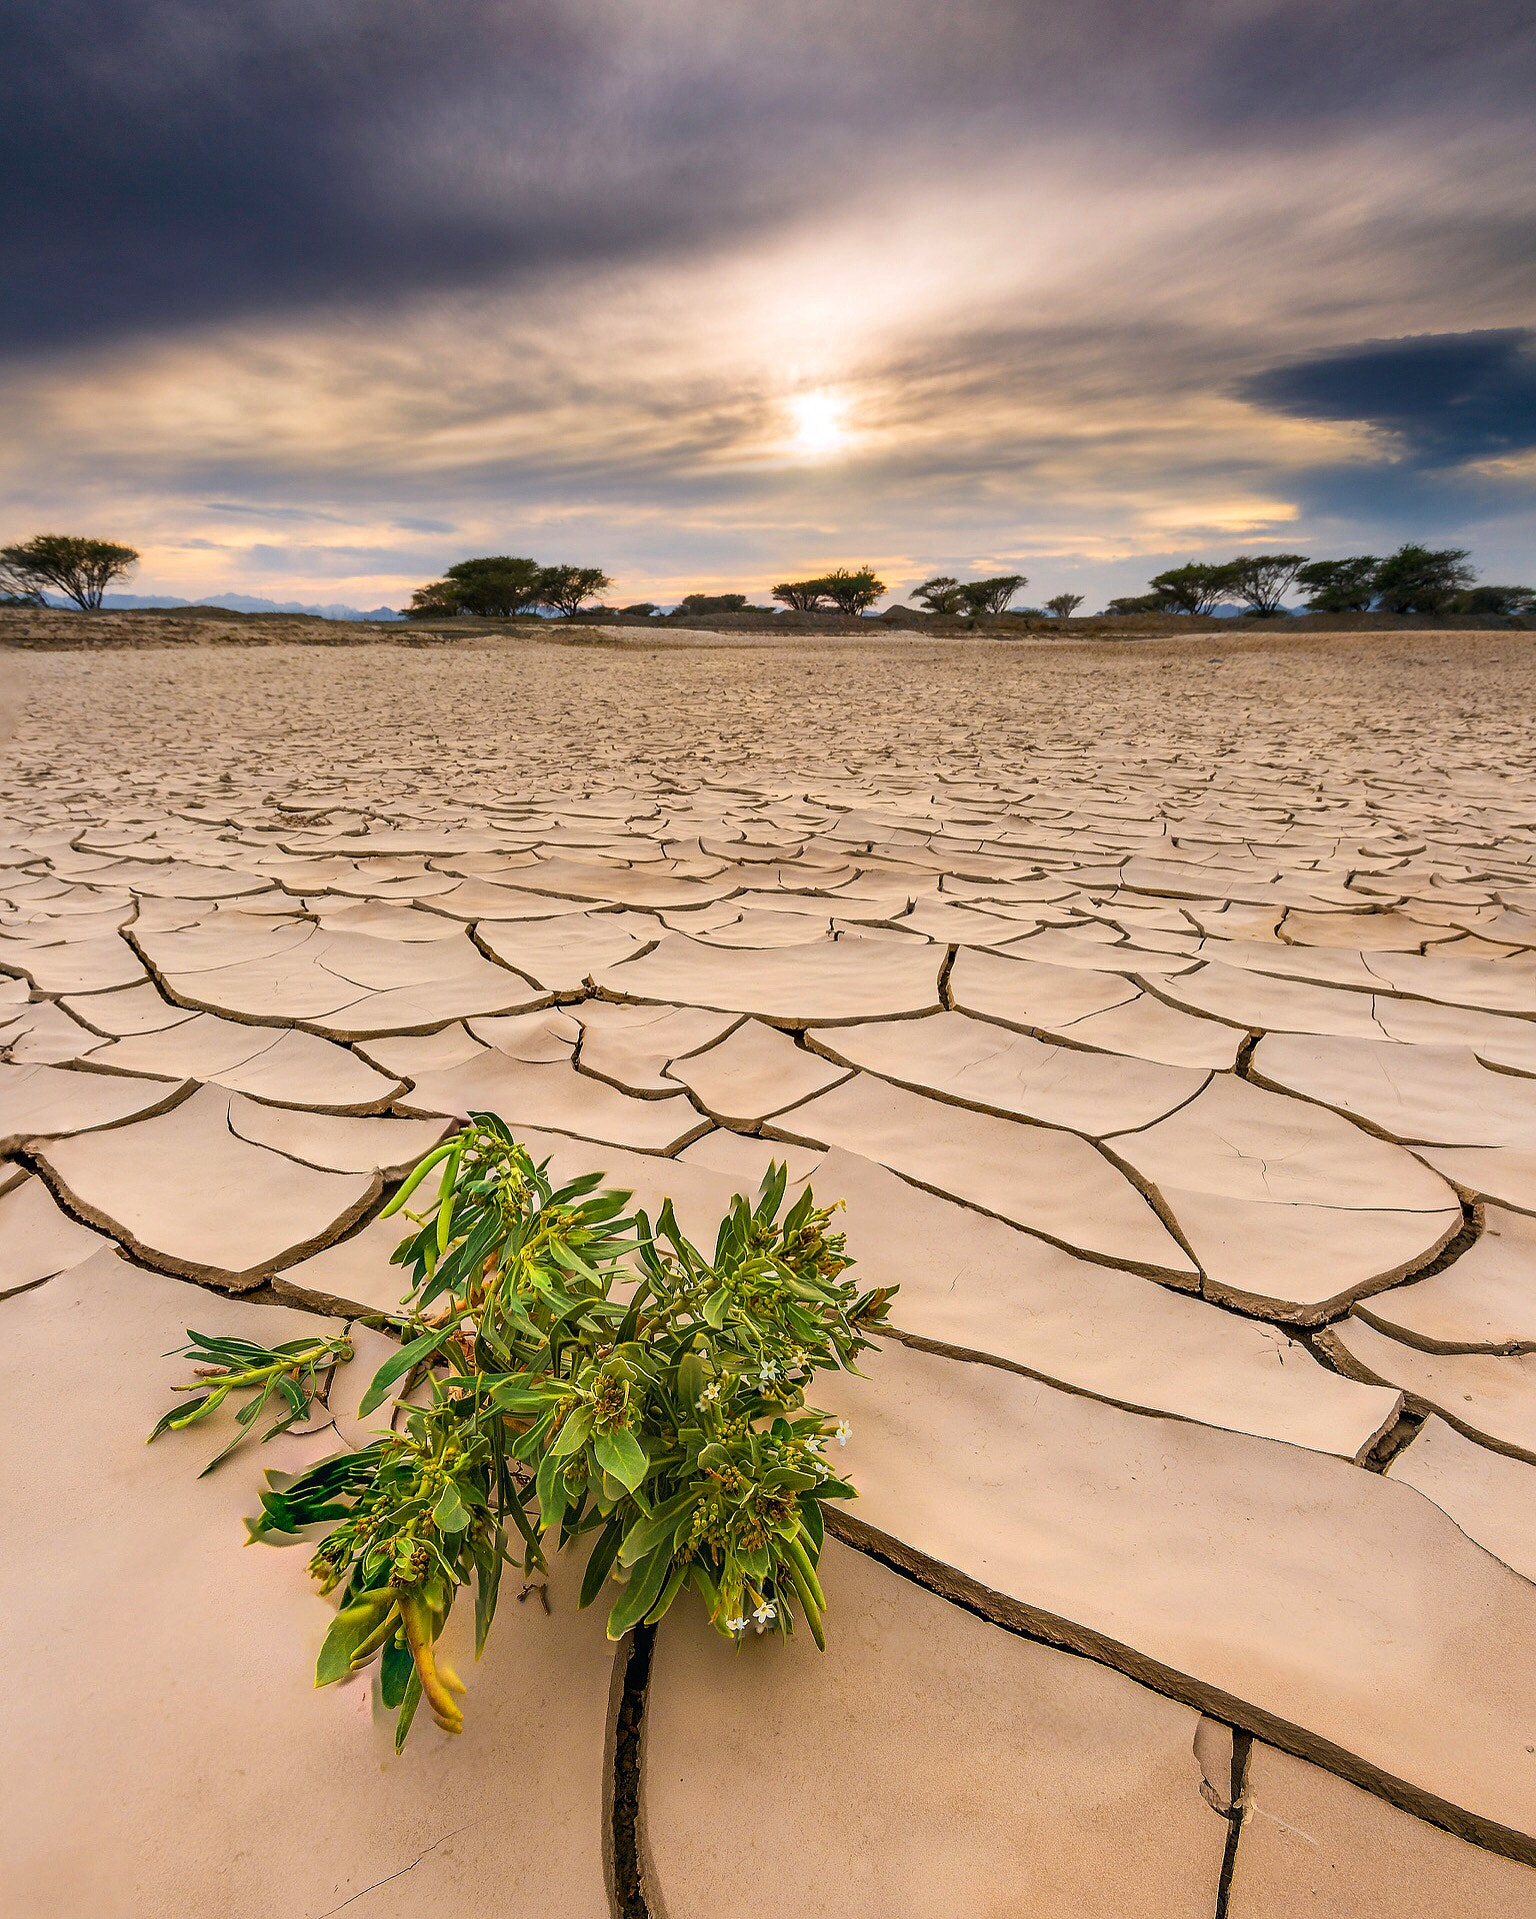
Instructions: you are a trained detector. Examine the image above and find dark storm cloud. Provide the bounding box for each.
[1241,330,1536,467]
[4,0,1533,355]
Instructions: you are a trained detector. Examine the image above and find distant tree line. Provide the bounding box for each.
[1103,546,1535,619]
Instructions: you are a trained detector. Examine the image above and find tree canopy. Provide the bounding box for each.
[0,534,139,611]
[405,557,611,620]
[771,568,885,614]
[1224,554,1308,615]
[1045,593,1084,619]
[914,573,1027,617]
[1145,562,1238,616]
[1296,557,1380,612]
[674,592,749,616]
[1371,544,1476,615]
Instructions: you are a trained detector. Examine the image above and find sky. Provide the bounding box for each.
[3,0,1534,613]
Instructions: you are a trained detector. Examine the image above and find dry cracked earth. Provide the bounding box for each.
[4,629,1536,1918]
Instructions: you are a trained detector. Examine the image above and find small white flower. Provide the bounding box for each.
[725,1615,747,1636]
[833,1419,852,1447]
[698,1380,721,1407]
[752,1600,777,1631]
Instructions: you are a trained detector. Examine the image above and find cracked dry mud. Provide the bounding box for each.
[4,627,1536,1917]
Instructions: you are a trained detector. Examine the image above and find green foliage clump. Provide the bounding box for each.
[150,1327,354,1472]
[151,1121,892,1748]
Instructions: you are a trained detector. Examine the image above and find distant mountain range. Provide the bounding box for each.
[83,592,404,621]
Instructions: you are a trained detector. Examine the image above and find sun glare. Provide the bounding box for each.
[787,390,847,456]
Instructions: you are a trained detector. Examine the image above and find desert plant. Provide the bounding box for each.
[1145,562,1240,616]
[1296,556,1380,612]
[150,1124,892,1747]
[0,534,139,610]
[958,574,1027,618]
[1045,593,1084,619]
[914,575,966,615]
[815,567,886,615]
[770,580,828,612]
[537,564,613,618]
[149,1328,354,1471]
[404,580,466,619]
[1224,553,1308,615]
[674,592,748,616]
[1451,583,1536,616]
[1371,544,1476,614]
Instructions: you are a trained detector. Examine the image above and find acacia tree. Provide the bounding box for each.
[1146,562,1240,616]
[772,579,831,612]
[959,574,1027,617]
[674,592,748,616]
[1045,593,1084,619]
[1225,553,1309,616]
[1296,557,1380,613]
[1453,584,1536,616]
[817,567,885,615]
[536,564,612,618]
[1372,544,1476,614]
[914,575,966,614]
[0,535,139,610]
[405,556,545,619]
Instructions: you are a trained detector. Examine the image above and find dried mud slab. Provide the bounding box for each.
[950,946,1241,1072]
[0,1251,617,1919]
[811,1010,1209,1135]
[82,1010,402,1111]
[571,999,738,1095]
[135,915,545,1036]
[0,1060,189,1153]
[823,1338,1536,1857]
[1105,1074,1462,1320]
[1358,1204,1536,1350]
[821,1147,1401,1457]
[396,1050,709,1153]
[1251,1032,1536,1150]
[1386,1414,1536,1585]
[645,1539,1231,1919]
[0,1174,108,1296]
[594,930,944,1025]
[1226,1744,1536,1917]
[476,910,660,993]
[768,1072,1198,1278]
[667,1016,851,1126]
[32,1084,380,1286]
[1321,1316,1536,1463]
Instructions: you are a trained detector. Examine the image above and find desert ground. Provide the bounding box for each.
[4,625,1536,1917]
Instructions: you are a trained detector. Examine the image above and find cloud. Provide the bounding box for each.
[1240,330,1536,468]
[3,0,1533,355]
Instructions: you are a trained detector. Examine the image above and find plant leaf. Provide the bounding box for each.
[592,1426,648,1494]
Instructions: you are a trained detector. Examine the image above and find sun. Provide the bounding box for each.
[787,390,847,456]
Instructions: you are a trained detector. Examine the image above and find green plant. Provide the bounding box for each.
[150,1121,892,1748]
[148,1327,354,1472]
